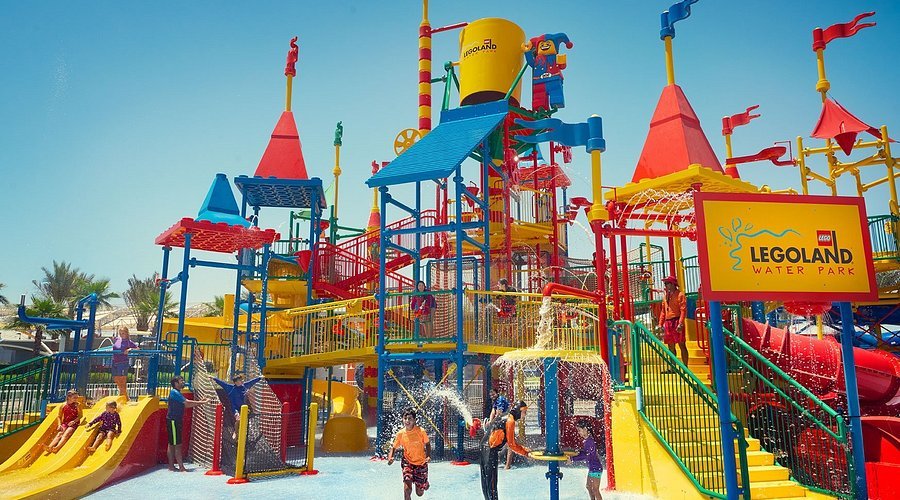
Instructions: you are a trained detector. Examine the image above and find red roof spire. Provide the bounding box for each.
[631,84,722,183]
[254,111,309,180]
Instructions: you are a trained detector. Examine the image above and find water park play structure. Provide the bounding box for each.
[2,2,900,499]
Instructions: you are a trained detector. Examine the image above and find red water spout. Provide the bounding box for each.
[541,283,608,364]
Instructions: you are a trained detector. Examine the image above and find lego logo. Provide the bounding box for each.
[817,230,832,246]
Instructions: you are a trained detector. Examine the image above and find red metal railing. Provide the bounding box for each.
[314,210,442,297]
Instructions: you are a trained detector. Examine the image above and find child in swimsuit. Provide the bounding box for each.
[42,389,81,453]
[86,400,122,452]
[570,418,605,500]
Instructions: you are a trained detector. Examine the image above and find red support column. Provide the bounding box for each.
[609,232,620,320]
[592,221,608,361]
[281,401,289,463]
[620,234,632,321]
[205,404,224,476]
[667,235,677,278]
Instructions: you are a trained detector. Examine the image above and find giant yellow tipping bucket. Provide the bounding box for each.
[458,18,525,106]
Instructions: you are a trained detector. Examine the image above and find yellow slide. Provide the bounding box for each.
[311,379,361,417]
[0,395,158,500]
[311,379,369,452]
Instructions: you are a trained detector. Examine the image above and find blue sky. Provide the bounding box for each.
[1,1,898,304]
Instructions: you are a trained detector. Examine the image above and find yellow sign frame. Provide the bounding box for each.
[694,192,877,302]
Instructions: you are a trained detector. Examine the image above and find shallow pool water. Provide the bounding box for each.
[86,456,652,499]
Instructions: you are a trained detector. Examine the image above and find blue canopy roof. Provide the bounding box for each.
[366,101,509,188]
[233,176,326,209]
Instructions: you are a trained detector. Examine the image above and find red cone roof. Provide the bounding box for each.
[631,84,722,183]
[254,111,309,180]
[811,98,881,155]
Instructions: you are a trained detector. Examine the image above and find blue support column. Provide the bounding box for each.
[230,248,244,379]
[453,166,467,461]
[73,297,85,352]
[838,301,869,498]
[147,353,159,397]
[413,181,422,340]
[750,301,765,323]
[375,353,387,456]
[84,295,98,351]
[175,233,192,377]
[481,142,491,289]
[374,186,390,455]
[455,353,465,459]
[708,301,740,500]
[434,360,445,459]
[544,357,562,500]
[155,246,171,348]
[257,243,271,369]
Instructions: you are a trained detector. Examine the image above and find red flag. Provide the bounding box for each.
[811,98,882,155]
[721,105,760,136]
[812,12,875,51]
[284,36,299,77]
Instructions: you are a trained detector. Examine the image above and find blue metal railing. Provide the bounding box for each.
[49,350,180,402]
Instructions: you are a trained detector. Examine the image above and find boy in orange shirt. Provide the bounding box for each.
[658,276,689,368]
[388,408,432,499]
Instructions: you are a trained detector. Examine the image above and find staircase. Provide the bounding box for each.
[313,209,444,299]
[632,322,812,499]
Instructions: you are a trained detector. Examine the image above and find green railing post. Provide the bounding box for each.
[733,419,751,498]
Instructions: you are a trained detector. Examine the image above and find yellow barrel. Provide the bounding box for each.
[458,18,525,106]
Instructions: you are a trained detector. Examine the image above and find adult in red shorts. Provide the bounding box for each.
[658,276,688,369]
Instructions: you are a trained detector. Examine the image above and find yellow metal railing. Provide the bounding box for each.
[463,290,600,351]
[264,290,601,359]
[268,297,379,359]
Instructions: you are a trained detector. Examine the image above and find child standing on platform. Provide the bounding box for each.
[658,275,688,368]
[410,281,437,339]
[86,401,122,452]
[388,408,431,500]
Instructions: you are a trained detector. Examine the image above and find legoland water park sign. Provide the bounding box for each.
[694,192,877,302]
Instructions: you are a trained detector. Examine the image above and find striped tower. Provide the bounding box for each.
[418,0,432,135]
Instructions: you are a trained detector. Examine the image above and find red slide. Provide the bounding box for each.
[741,319,900,498]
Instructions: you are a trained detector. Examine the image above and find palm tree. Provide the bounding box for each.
[203,295,225,316]
[0,282,9,306]
[7,296,66,355]
[77,278,120,308]
[33,261,82,313]
[123,274,178,332]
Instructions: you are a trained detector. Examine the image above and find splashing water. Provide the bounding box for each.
[615,188,696,230]
[494,296,608,369]
[569,218,594,243]
[429,386,474,426]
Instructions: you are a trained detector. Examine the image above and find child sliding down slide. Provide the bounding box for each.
[42,390,82,453]
[86,401,122,452]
